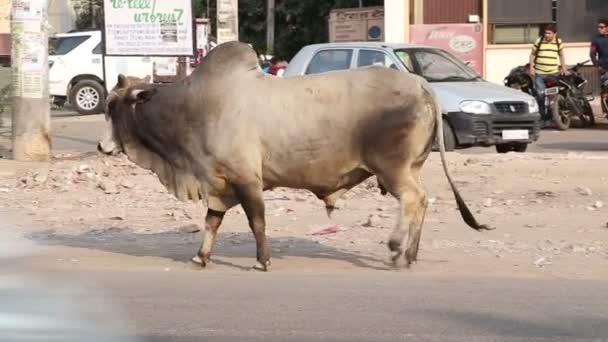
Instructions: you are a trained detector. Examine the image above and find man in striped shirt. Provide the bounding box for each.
[529,24,568,127]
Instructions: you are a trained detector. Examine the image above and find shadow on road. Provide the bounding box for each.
[538,141,608,151]
[29,227,391,271]
[422,308,608,340]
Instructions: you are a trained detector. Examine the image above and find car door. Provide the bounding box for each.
[305,49,355,75]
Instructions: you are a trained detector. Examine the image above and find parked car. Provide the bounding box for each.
[49,30,106,115]
[283,42,541,153]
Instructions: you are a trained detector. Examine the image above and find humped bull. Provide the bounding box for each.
[98,41,491,271]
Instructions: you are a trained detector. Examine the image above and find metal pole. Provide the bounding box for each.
[266,0,275,55]
[206,0,210,19]
[10,0,51,161]
[359,0,363,7]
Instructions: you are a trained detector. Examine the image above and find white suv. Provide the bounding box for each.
[49,30,105,115]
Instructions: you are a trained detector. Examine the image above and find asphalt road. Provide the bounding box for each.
[8,269,607,342]
[2,110,608,155]
[45,111,608,154]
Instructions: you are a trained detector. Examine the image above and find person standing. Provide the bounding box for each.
[529,24,568,128]
[590,18,608,114]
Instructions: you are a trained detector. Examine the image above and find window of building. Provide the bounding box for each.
[490,24,545,44]
[306,49,353,75]
[488,0,552,44]
[489,0,605,44]
[557,0,607,42]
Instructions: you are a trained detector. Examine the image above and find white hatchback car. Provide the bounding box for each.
[49,30,105,115]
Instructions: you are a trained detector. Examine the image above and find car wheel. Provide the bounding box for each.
[496,142,528,153]
[70,80,105,115]
[513,142,528,152]
[496,144,511,154]
[432,118,456,152]
[442,119,456,152]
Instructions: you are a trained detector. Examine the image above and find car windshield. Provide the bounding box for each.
[394,48,479,82]
[49,35,89,56]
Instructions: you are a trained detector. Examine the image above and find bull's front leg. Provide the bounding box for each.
[192,194,239,268]
[233,181,271,272]
[192,209,226,267]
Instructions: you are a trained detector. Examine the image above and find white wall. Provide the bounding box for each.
[485,43,591,85]
[384,0,410,43]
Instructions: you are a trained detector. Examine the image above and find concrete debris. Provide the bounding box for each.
[177,224,201,234]
[120,179,136,189]
[533,257,551,268]
[361,214,381,228]
[98,180,119,194]
[575,187,592,196]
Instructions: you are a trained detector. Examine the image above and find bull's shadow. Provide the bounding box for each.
[29,227,391,271]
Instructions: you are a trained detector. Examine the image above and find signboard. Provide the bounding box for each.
[328,6,384,42]
[102,0,194,56]
[410,24,484,75]
[217,0,238,44]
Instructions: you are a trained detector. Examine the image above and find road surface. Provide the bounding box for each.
[47,111,608,154]
[2,110,608,155]
[4,265,607,342]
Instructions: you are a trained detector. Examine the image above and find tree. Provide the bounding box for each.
[73,0,103,30]
[274,0,383,59]
[74,0,384,62]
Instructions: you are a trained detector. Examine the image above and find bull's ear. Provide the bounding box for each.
[142,75,152,83]
[129,88,157,104]
[117,74,127,88]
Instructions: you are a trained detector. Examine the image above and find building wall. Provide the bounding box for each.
[485,43,591,85]
[384,0,410,43]
[423,0,481,24]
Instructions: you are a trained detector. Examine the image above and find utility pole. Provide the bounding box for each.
[10,0,51,161]
[359,0,363,7]
[266,0,275,55]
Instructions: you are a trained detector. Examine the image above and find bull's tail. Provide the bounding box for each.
[423,82,493,232]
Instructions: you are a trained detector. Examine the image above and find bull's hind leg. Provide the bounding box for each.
[383,172,428,267]
[234,181,271,272]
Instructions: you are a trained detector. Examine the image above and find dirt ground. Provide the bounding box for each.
[1,150,608,279]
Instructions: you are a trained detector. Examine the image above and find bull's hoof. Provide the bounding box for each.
[191,255,209,268]
[252,260,271,272]
[388,240,404,266]
[404,252,418,268]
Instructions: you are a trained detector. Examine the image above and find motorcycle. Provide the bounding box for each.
[504,61,595,130]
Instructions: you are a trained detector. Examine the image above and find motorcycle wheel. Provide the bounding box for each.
[551,95,571,131]
[577,98,595,127]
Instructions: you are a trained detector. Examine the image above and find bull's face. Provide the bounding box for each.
[98,74,151,155]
